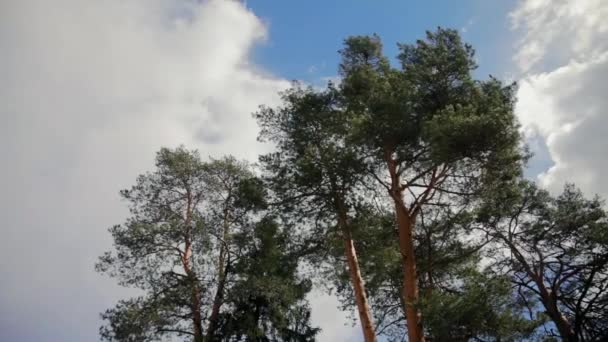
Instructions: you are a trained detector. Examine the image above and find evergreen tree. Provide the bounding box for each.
[202,156,266,340]
[97,147,212,341]
[255,84,378,341]
[481,182,608,341]
[214,217,319,341]
[96,147,318,341]
[256,28,525,341]
[95,28,605,342]
[421,268,540,341]
[327,203,541,341]
[337,29,525,341]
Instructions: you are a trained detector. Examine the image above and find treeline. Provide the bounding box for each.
[97,28,608,342]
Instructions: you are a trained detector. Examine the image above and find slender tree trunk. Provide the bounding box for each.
[338,211,378,342]
[502,237,576,342]
[394,201,425,342]
[182,190,204,342]
[536,278,577,341]
[192,281,204,342]
[206,209,232,341]
[182,241,204,342]
[206,254,229,340]
[548,303,576,342]
[385,151,425,342]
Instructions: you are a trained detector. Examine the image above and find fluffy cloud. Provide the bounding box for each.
[512,0,608,197]
[0,0,353,340]
[511,0,608,72]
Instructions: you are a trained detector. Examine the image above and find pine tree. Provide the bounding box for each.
[337,29,524,341]
[96,147,318,341]
[481,181,608,341]
[326,203,541,341]
[214,217,319,341]
[256,28,525,341]
[255,84,378,342]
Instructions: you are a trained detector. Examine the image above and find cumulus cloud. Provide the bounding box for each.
[511,0,608,198]
[511,0,608,73]
[0,0,353,340]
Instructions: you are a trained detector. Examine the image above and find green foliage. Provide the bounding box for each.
[215,218,319,341]
[422,269,542,342]
[326,203,543,341]
[256,28,531,341]
[255,83,367,216]
[482,181,608,341]
[96,28,608,342]
[325,207,404,336]
[100,297,188,342]
[340,28,524,202]
[255,81,376,331]
[336,28,528,340]
[97,147,317,341]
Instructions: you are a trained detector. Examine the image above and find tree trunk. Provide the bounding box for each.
[504,237,577,342]
[548,305,577,342]
[385,151,425,342]
[192,281,204,342]
[206,210,232,340]
[536,278,577,341]
[394,200,425,342]
[183,242,204,342]
[206,254,229,340]
[182,191,204,342]
[339,213,378,342]
[206,262,228,341]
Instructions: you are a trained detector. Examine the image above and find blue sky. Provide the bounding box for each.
[247,0,552,177]
[249,0,516,82]
[1,0,606,341]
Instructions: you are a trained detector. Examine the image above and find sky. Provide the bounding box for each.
[0,0,606,341]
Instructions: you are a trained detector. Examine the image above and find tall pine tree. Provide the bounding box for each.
[255,84,378,341]
[337,29,524,341]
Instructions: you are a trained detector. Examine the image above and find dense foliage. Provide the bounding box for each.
[98,29,608,342]
[481,182,608,341]
[97,147,317,341]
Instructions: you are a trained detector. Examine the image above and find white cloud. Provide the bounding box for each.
[311,293,360,341]
[0,0,352,340]
[512,0,608,197]
[511,0,608,73]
